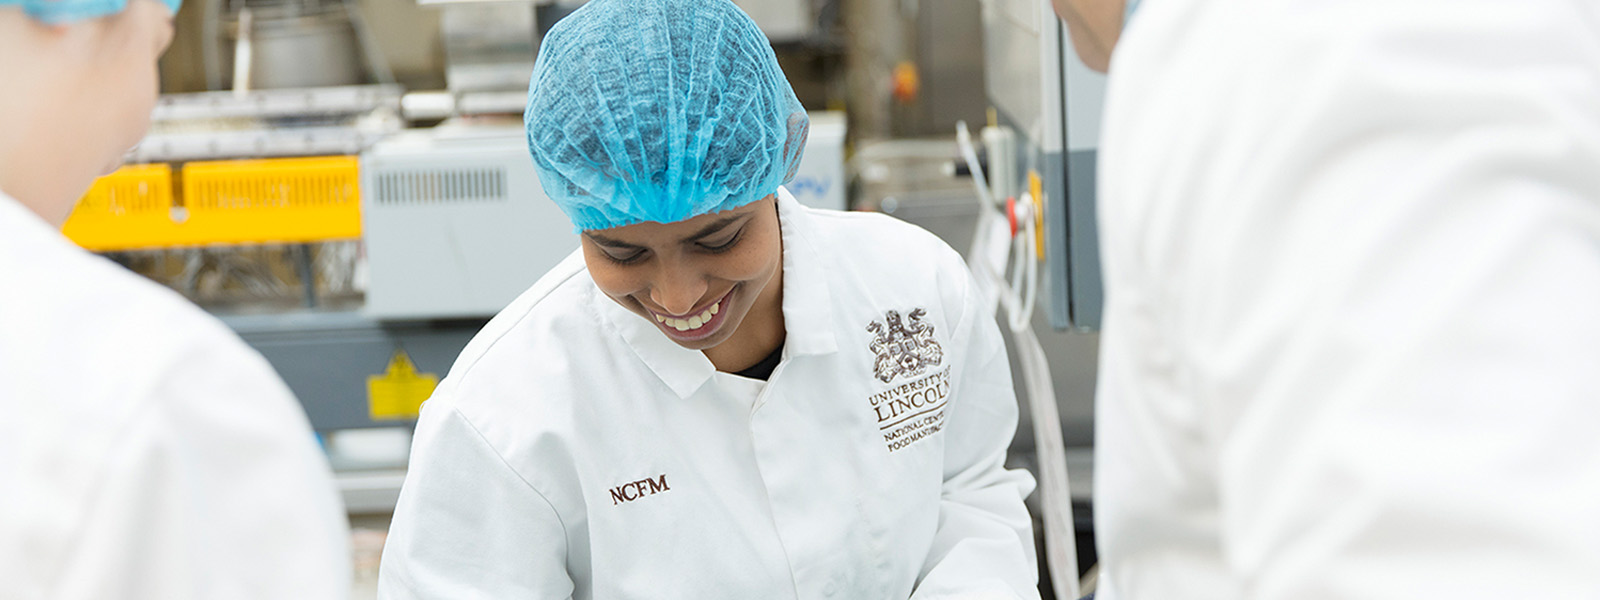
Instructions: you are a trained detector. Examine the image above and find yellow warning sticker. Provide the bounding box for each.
[367,349,439,421]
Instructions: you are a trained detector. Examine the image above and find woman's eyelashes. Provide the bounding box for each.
[698,227,745,253]
[601,246,648,265]
[597,225,744,265]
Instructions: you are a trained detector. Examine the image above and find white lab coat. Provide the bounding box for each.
[0,192,351,599]
[379,188,1038,600]
[1094,1,1600,598]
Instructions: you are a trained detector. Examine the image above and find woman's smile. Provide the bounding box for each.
[643,288,735,341]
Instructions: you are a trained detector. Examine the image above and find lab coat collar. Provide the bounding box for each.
[774,187,839,357]
[597,290,719,399]
[594,187,838,400]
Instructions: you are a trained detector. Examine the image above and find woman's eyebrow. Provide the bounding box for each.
[585,214,747,248]
[584,233,644,249]
[682,215,745,242]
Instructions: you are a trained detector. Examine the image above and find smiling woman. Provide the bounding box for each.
[377,0,1043,598]
[582,196,785,370]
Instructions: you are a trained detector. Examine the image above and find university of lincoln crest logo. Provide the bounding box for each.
[866,308,944,383]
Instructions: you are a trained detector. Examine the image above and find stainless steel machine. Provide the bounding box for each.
[981,0,1109,333]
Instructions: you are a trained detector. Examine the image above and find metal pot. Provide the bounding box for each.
[228,6,365,89]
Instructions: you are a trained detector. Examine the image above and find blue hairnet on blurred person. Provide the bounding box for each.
[0,0,180,23]
[0,1,352,596]
[525,0,809,232]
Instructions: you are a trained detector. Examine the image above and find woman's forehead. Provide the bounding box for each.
[589,197,770,245]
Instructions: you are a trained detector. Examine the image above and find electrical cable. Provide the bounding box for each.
[957,121,1080,600]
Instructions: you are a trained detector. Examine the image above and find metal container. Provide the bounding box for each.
[437,1,536,96]
[229,7,365,89]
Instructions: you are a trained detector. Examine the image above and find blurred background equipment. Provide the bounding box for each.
[981,0,1107,333]
[430,0,536,115]
[958,120,1079,600]
[68,0,1110,596]
[360,122,571,320]
[202,0,395,91]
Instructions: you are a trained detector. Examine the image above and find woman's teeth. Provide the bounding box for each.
[654,301,721,332]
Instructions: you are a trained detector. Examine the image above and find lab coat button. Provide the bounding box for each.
[823,582,837,596]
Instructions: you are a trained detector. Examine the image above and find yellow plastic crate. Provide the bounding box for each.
[62,157,363,251]
[180,156,362,245]
[61,164,178,252]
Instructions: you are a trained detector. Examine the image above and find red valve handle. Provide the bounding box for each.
[1006,196,1018,237]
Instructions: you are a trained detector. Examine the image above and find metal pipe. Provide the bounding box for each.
[296,243,318,308]
[231,7,254,95]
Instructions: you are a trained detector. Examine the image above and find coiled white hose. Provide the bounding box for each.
[957,122,1080,600]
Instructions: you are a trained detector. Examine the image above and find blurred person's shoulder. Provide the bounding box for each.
[0,193,285,414]
[0,193,324,590]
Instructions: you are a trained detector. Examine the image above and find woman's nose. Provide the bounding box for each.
[649,262,708,316]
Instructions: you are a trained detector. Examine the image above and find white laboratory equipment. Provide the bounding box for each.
[360,124,578,320]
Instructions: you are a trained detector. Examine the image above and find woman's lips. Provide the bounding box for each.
[647,289,734,341]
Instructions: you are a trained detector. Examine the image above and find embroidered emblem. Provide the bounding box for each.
[609,474,670,505]
[866,308,944,383]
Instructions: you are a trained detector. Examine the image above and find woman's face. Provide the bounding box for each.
[582,196,783,351]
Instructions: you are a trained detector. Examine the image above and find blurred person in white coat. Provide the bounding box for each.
[1049,0,1600,597]
[377,0,1040,598]
[0,1,351,597]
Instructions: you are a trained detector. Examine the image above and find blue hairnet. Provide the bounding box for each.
[1,0,181,24]
[525,0,809,232]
